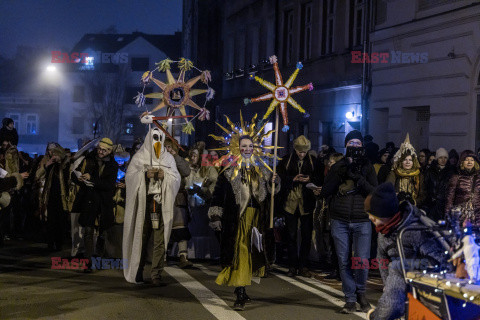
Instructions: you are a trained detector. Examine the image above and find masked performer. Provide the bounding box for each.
[123,123,181,284]
[208,114,280,311]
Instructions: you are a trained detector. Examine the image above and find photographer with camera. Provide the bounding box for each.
[315,130,377,314]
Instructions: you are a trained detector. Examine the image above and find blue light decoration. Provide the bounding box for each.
[116,170,125,182]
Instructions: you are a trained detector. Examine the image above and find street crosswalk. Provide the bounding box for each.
[0,242,384,320]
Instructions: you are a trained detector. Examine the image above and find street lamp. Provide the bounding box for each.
[46,65,57,72]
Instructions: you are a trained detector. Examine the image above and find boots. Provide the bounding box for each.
[357,293,371,312]
[178,255,193,269]
[233,287,247,311]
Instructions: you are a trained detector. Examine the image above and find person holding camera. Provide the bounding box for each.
[277,135,319,277]
[315,130,377,314]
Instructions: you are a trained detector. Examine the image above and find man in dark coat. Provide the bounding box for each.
[0,118,19,146]
[365,183,445,320]
[316,130,377,313]
[71,137,118,269]
[422,147,455,222]
[277,135,320,277]
[37,145,70,251]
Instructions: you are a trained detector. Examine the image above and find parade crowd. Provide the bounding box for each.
[0,116,478,320]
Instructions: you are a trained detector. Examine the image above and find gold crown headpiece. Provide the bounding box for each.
[209,111,281,180]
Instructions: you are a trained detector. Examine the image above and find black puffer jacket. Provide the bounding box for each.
[319,157,377,222]
[422,161,455,222]
[277,152,320,214]
[72,151,118,231]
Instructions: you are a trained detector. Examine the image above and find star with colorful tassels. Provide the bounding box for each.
[244,55,313,132]
[138,58,214,135]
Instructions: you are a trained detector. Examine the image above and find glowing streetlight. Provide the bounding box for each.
[46,65,57,72]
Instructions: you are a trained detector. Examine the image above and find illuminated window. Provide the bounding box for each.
[26,114,39,135]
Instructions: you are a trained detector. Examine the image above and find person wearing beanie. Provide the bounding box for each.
[364,183,445,320]
[71,137,118,269]
[445,150,480,227]
[344,130,363,147]
[316,129,377,314]
[277,135,320,278]
[423,147,455,222]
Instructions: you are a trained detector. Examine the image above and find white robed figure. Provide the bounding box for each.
[123,123,181,284]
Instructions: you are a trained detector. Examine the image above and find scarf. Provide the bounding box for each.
[375,211,403,235]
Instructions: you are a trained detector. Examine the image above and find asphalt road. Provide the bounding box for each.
[0,240,383,320]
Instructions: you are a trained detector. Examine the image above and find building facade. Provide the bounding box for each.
[369,0,480,152]
[198,0,375,155]
[57,32,182,151]
[0,92,59,155]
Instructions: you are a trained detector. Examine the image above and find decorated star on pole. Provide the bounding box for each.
[244,55,313,132]
[136,58,214,135]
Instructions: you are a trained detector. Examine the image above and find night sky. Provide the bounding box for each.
[0,0,183,58]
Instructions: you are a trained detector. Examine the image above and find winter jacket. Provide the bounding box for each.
[445,168,480,226]
[423,162,455,222]
[0,127,18,146]
[208,166,279,268]
[319,157,377,222]
[277,152,320,215]
[71,151,118,231]
[371,202,445,320]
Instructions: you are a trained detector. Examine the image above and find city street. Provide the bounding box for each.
[0,240,383,320]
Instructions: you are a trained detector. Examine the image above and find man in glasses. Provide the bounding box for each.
[71,137,118,271]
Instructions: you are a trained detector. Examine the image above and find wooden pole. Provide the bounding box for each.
[269,107,280,228]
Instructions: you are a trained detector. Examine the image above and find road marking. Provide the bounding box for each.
[273,265,345,297]
[274,272,366,319]
[164,266,246,320]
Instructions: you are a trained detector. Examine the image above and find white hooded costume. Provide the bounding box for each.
[123,126,181,283]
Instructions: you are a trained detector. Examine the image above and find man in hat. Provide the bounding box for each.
[316,130,377,313]
[36,144,70,251]
[71,137,118,269]
[277,135,320,277]
[365,182,445,320]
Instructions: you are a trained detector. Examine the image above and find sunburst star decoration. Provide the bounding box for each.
[135,58,214,135]
[209,111,281,181]
[244,55,313,132]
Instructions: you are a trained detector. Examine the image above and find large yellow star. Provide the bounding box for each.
[245,55,313,132]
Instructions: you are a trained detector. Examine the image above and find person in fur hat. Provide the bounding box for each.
[277,135,319,277]
[36,145,70,251]
[316,129,377,314]
[445,150,480,227]
[365,183,445,320]
[423,147,455,222]
[386,134,425,206]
